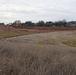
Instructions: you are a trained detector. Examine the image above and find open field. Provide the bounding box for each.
[0,40,76,75]
[0,27,49,39]
[2,30,76,47]
[0,28,76,75]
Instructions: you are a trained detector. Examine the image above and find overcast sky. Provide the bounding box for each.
[0,0,76,23]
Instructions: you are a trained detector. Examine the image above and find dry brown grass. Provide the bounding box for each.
[0,29,45,39]
[62,40,76,47]
[0,30,76,75]
[0,41,76,75]
[36,39,56,45]
[61,32,76,47]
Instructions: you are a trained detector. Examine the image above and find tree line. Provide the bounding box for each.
[1,20,76,27]
[12,20,76,27]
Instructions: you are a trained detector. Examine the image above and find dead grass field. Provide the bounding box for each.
[3,30,76,47]
[0,41,76,75]
[61,31,76,47]
[0,28,47,39]
[0,29,76,75]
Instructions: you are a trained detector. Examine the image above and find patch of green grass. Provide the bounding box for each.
[36,40,45,44]
[36,39,56,45]
[0,30,26,39]
[62,40,76,47]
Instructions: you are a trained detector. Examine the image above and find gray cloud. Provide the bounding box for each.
[0,0,76,23]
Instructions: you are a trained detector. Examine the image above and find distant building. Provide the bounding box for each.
[7,23,12,26]
[66,22,76,27]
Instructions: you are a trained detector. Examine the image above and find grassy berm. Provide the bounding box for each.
[0,41,76,75]
[0,28,47,39]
